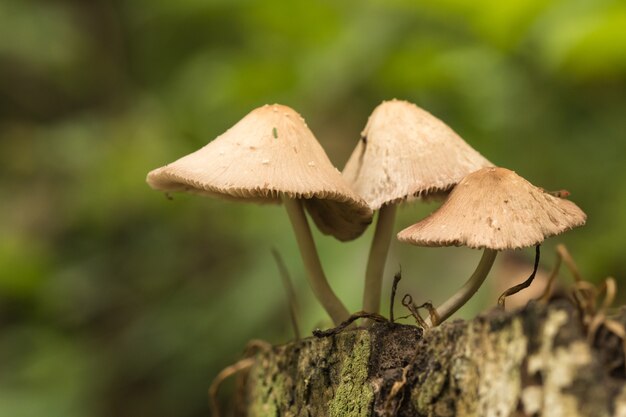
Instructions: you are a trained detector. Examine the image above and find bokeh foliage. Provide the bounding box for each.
[1,0,625,416]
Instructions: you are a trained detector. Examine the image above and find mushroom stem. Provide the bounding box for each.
[362,205,397,316]
[282,197,350,325]
[429,248,498,326]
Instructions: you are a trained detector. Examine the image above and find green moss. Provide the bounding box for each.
[246,363,273,416]
[413,367,447,414]
[247,354,287,417]
[328,332,374,417]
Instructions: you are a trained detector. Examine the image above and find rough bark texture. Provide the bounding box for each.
[238,297,626,417]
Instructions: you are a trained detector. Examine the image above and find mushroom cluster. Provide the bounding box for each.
[147,100,586,328]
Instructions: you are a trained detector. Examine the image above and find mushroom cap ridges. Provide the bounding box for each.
[147,104,372,241]
[397,167,587,250]
[342,99,493,210]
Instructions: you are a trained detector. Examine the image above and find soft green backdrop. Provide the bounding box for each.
[1,0,625,416]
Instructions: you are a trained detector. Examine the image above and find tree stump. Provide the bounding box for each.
[237,297,626,416]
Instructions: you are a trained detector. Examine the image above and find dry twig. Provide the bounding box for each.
[271,248,301,340]
[498,245,541,308]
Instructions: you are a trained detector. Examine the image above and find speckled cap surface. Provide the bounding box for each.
[343,99,493,210]
[397,167,587,250]
[147,104,372,241]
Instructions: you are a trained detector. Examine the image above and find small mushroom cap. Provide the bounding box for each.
[397,167,587,250]
[342,100,493,210]
[147,104,372,241]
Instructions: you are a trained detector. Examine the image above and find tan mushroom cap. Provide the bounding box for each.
[342,99,493,210]
[147,104,372,241]
[397,167,587,250]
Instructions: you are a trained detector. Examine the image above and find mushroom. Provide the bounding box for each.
[397,166,587,325]
[342,99,492,316]
[147,104,372,325]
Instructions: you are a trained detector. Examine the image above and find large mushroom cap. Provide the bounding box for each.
[342,99,493,210]
[397,167,587,250]
[147,104,372,241]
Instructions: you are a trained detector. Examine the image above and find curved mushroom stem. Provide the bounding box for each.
[362,205,397,316]
[282,197,350,325]
[428,248,498,326]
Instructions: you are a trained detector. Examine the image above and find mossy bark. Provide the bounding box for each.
[238,298,626,417]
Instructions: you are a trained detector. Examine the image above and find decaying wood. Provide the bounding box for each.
[236,297,626,417]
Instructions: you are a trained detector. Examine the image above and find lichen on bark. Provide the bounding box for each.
[239,297,626,417]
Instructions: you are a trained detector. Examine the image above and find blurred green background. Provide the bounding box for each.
[1,0,625,416]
